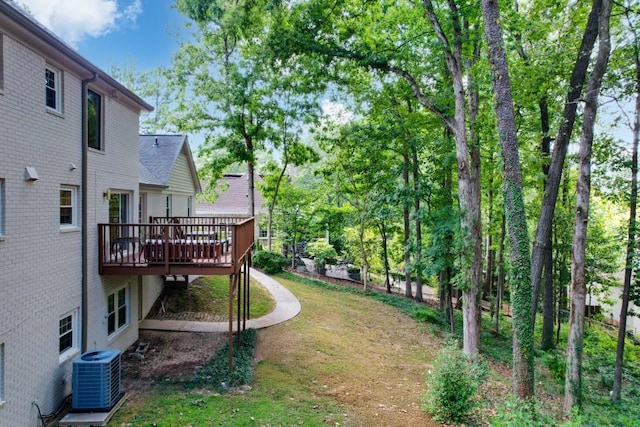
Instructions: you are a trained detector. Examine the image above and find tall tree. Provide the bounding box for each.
[481,0,534,399]
[564,0,612,411]
[318,121,398,291]
[259,120,319,251]
[531,0,602,319]
[267,0,484,354]
[612,0,640,402]
[174,0,321,218]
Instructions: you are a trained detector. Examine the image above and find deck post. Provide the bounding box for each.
[243,257,249,328]
[236,272,241,347]
[228,274,234,373]
[248,253,251,320]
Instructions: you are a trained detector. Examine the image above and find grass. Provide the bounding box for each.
[169,275,275,319]
[189,329,258,390]
[111,271,640,426]
[111,272,440,426]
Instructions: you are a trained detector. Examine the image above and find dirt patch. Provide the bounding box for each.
[121,330,226,404]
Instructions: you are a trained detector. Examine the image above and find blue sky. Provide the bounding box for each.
[16,0,633,146]
[19,0,187,72]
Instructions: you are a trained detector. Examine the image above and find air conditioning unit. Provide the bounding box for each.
[72,349,123,412]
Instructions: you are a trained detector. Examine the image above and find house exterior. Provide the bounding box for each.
[196,172,267,246]
[0,3,152,426]
[138,134,201,315]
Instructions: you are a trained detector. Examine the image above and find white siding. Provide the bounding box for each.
[167,153,198,195]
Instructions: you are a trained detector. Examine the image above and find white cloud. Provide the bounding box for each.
[16,0,142,47]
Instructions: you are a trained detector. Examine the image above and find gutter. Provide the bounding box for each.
[81,72,98,353]
[0,1,152,112]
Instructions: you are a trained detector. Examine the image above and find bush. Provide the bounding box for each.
[190,328,258,391]
[253,250,288,274]
[422,341,486,423]
[541,351,566,384]
[306,239,338,268]
[490,396,557,426]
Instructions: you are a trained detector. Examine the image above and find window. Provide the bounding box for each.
[59,310,78,362]
[109,193,130,224]
[107,286,128,336]
[60,186,77,229]
[259,227,268,238]
[138,193,146,224]
[187,196,193,217]
[45,66,62,112]
[0,343,4,405]
[0,179,4,237]
[165,195,172,217]
[87,89,102,150]
[0,34,4,92]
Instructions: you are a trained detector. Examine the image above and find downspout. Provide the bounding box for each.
[81,72,98,352]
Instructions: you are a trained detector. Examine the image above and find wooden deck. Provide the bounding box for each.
[99,217,254,276]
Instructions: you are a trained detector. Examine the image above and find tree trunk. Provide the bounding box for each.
[267,157,289,252]
[403,151,412,298]
[484,168,495,299]
[540,97,555,351]
[412,144,424,302]
[482,0,534,398]
[438,163,455,333]
[612,21,640,402]
[496,211,506,335]
[541,245,555,350]
[359,220,369,292]
[380,222,392,293]
[422,0,482,355]
[247,160,256,218]
[564,0,611,411]
[531,0,601,319]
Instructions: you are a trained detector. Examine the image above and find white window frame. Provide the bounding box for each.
[45,65,62,113]
[60,186,78,230]
[138,193,147,224]
[107,285,129,338]
[165,195,172,217]
[0,33,5,93]
[0,342,5,407]
[259,227,268,238]
[58,310,79,364]
[0,178,4,239]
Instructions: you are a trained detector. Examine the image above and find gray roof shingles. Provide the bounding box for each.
[139,134,188,187]
[197,173,264,215]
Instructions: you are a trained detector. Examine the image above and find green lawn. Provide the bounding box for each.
[169,275,275,319]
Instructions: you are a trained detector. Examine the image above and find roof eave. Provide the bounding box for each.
[0,1,153,112]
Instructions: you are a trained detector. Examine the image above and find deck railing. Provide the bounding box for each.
[98,217,254,275]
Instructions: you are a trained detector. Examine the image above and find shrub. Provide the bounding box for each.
[490,396,557,426]
[253,250,288,274]
[306,239,338,268]
[190,328,258,391]
[541,350,566,384]
[422,341,486,423]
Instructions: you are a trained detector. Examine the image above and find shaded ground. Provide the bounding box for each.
[253,275,441,427]
[121,330,226,405]
[115,273,560,426]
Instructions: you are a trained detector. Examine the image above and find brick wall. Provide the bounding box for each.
[0,26,143,427]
